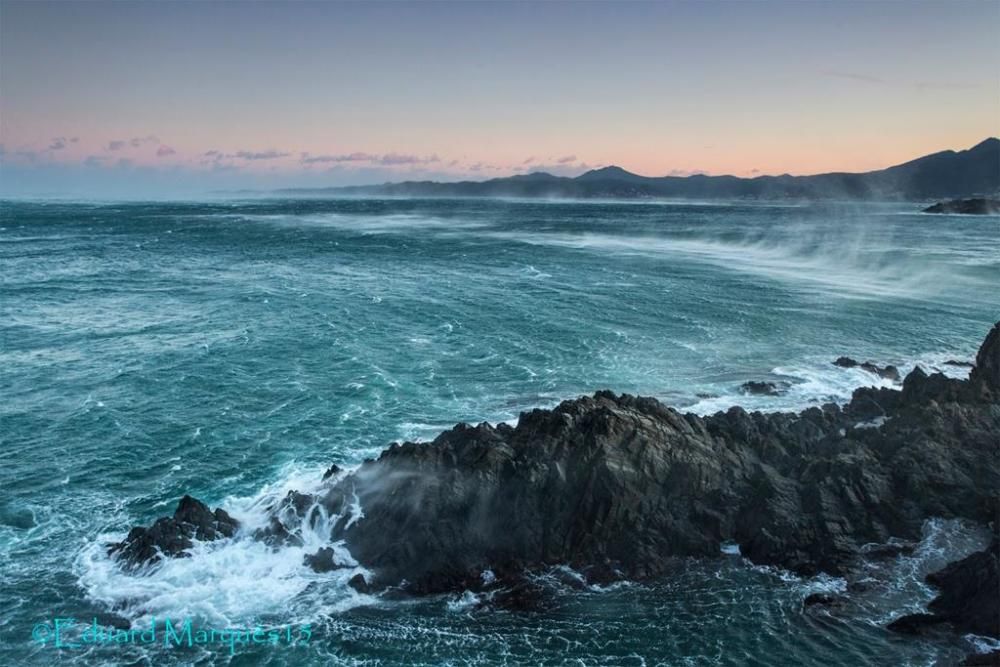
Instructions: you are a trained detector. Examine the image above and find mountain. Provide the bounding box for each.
[277,138,1000,201]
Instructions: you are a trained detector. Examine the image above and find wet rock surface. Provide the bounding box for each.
[113,323,1000,640]
[108,495,238,568]
[739,380,787,396]
[832,357,901,382]
[888,531,998,642]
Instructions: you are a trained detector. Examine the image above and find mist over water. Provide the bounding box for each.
[1,197,997,665]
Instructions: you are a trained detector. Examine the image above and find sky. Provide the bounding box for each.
[1,0,998,197]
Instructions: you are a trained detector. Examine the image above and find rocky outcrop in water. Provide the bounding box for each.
[832,357,901,382]
[888,532,999,638]
[112,324,1000,614]
[922,198,1000,215]
[108,495,238,569]
[739,380,787,396]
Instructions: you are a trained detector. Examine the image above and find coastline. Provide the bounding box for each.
[110,323,1000,660]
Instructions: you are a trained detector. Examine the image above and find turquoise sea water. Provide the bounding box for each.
[1,198,998,666]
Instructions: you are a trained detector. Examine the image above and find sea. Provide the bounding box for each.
[1,197,998,666]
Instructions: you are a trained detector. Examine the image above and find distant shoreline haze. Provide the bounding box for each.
[272,138,1000,201]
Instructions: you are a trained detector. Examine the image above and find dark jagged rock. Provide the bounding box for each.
[886,613,948,634]
[923,198,1000,215]
[739,381,786,396]
[887,530,998,639]
[304,547,343,573]
[108,495,238,569]
[860,541,916,559]
[803,593,846,608]
[925,534,999,637]
[972,323,1000,394]
[944,359,974,368]
[347,573,370,594]
[833,357,901,382]
[114,322,1000,635]
[963,650,1000,666]
[322,464,342,480]
[255,516,303,547]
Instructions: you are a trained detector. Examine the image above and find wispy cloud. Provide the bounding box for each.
[107,135,161,151]
[47,136,78,150]
[299,151,440,166]
[229,149,290,160]
[156,145,177,157]
[557,155,577,164]
[300,151,377,164]
[379,153,440,165]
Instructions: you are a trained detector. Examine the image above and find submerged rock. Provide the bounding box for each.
[803,593,846,608]
[112,323,1000,630]
[739,380,786,396]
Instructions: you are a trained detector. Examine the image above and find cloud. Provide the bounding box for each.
[229,150,290,160]
[301,151,377,164]
[156,145,177,157]
[557,155,577,164]
[379,153,440,165]
[48,136,77,150]
[107,135,160,151]
[468,162,503,172]
[299,152,440,166]
[522,156,535,165]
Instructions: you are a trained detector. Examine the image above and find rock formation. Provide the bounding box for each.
[888,532,999,638]
[111,323,1000,633]
[922,198,1000,215]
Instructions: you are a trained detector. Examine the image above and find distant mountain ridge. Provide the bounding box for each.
[277,138,1000,200]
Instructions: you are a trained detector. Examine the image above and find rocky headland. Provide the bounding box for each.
[922,198,1000,215]
[111,323,1000,645]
